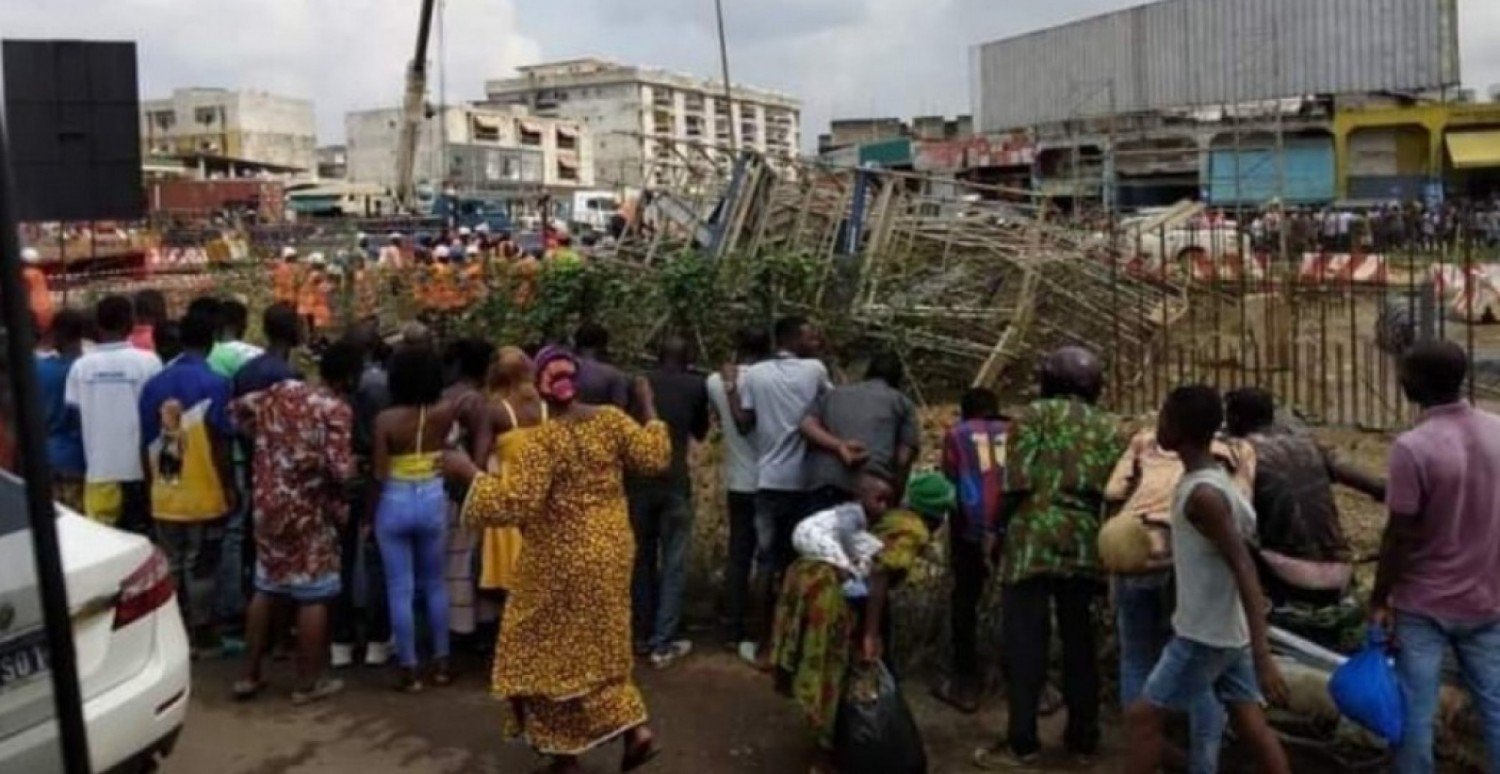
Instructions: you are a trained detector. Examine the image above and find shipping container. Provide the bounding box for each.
[1206,137,1336,204]
[149,180,284,221]
[972,0,1461,133]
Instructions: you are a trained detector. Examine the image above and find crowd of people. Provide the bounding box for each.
[24,275,1500,773]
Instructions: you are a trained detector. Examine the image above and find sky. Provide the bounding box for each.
[2,0,1498,150]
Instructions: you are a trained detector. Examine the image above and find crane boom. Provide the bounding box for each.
[395,0,438,212]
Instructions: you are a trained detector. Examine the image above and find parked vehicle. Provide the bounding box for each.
[0,473,190,773]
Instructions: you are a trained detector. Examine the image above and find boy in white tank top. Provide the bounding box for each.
[1124,386,1291,774]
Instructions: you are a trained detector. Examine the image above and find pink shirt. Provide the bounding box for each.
[1387,402,1500,622]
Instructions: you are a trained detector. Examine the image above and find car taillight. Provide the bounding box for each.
[113,548,175,630]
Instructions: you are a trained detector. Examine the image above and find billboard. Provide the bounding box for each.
[972,0,1461,132]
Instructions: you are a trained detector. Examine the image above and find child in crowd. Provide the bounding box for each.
[1124,386,1290,774]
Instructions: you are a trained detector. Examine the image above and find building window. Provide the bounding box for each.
[149,110,176,131]
[194,107,219,126]
[557,129,578,151]
[471,116,501,143]
[520,126,543,147]
[558,162,579,182]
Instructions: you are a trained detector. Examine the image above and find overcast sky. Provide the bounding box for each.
[3,0,1499,150]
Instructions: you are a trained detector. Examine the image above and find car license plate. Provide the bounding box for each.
[0,628,50,692]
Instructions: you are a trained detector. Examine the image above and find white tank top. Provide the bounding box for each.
[1170,467,1258,649]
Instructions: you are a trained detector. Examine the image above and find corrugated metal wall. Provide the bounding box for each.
[1206,137,1336,204]
[973,0,1460,132]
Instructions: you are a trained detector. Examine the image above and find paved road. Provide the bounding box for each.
[160,648,1117,774]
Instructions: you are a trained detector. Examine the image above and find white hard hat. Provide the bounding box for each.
[457,226,473,236]
[281,246,298,259]
[388,232,404,242]
[465,244,481,256]
[355,232,368,242]
[434,245,450,259]
[21,247,40,264]
[475,223,491,234]
[307,251,326,265]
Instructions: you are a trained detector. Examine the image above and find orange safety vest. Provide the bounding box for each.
[272,262,300,306]
[297,269,332,329]
[353,268,378,321]
[460,263,485,307]
[511,256,541,308]
[23,266,54,333]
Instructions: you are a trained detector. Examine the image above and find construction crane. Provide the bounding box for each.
[394,0,438,213]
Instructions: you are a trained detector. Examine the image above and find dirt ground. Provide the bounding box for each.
[162,647,1133,774]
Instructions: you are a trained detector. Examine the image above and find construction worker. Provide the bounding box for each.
[550,234,583,265]
[379,233,405,268]
[272,246,301,307]
[461,244,486,307]
[430,246,462,313]
[298,253,333,337]
[352,256,379,322]
[22,247,55,334]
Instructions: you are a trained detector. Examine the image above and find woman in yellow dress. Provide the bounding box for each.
[478,347,548,595]
[443,346,668,774]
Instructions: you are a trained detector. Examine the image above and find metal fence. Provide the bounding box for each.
[1097,218,1500,428]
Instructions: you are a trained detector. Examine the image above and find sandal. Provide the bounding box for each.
[621,736,660,772]
[395,668,423,694]
[931,677,981,715]
[972,744,1040,771]
[231,678,266,702]
[431,659,454,687]
[291,677,345,706]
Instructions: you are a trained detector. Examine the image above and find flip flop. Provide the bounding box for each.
[231,679,266,702]
[621,738,660,773]
[291,677,345,706]
[930,677,981,715]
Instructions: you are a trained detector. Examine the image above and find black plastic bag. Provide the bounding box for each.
[834,660,928,774]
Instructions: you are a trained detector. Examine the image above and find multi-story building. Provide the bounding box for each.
[344,103,594,194]
[817,116,974,156]
[483,58,801,188]
[140,88,316,175]
[316,145,348,180]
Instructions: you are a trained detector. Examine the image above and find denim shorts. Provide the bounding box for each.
[255,566,342,604]
[1143,636,1262,711]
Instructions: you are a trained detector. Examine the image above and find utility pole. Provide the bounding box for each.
[715,0,738,153]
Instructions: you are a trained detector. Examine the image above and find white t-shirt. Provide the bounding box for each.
[706,369,759,494]
[65,342,163,483]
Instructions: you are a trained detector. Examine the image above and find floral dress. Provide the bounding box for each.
[770,509,932,749]
[236,381,354,587]
[461,407,669,756]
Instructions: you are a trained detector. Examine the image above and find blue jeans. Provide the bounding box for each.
[630,487,694,651]
[375,479,450,668]
[1116,575,1227,774]
[216,465,251,626]
[1394,612,1500,773]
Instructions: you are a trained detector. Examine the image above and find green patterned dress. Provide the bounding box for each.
[769,510,931,749]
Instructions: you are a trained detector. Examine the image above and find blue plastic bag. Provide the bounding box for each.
[1329,627,1405,745]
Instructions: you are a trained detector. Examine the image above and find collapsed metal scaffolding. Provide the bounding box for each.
[609,135,1186,397]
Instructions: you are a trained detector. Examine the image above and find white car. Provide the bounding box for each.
[0,474,191,773]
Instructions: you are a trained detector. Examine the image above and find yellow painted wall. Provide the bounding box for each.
[1333,103,1500,197]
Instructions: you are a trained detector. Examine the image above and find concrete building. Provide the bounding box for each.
[483,58,801,187]
[316,145,347,180]
[345,103,594,194]
[141,88,317,174]
[817,115,974,156]
[961,0,1479,207]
